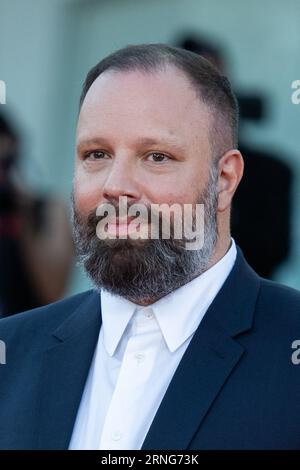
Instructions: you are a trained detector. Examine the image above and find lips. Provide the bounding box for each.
[106,217,147,236]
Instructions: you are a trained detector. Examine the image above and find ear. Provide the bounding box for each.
[217,149,244,212]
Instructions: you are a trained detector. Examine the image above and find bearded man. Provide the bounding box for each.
[1,44,300,450]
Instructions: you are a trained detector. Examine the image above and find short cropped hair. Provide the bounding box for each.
[80,43,239,158]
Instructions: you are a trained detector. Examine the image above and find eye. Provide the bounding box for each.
[147,152,170,163]
[84,151,109,161]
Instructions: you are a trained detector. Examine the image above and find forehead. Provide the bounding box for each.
[77,66,211,149]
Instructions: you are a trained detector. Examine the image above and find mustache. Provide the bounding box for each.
[95,199,151,218]
[73,196,210,249]
[81,200,165,230]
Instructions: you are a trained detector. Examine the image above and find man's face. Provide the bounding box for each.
[75,66,213,217]
[73,66,219,304]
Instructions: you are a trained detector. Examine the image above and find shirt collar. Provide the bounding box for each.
[101,238,237,356]
[101,291,137,357]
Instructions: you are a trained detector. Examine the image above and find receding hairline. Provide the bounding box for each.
[79,44,239,157]
[81,62,211,114]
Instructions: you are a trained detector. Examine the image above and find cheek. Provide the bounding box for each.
[150,169,203,205]
[73,172,103,215]
[147,181,199,206]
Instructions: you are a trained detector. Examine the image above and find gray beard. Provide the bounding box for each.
[71,164,219,305]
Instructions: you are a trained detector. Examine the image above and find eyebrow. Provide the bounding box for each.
[76,136,185,153]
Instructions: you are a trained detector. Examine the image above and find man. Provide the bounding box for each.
[0,44,300,450]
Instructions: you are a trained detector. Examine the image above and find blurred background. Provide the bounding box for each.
[0,0,299,315]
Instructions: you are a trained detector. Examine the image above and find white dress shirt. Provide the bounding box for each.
[69,239,237,450]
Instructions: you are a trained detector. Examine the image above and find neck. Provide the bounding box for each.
[206,235,232,270]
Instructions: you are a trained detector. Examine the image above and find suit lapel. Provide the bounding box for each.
[34,248,260,450]
[36,291,102,450]
[141,248,261,450]
[141,321,244,450]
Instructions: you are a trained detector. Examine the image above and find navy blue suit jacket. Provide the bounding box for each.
[0,247,300,450]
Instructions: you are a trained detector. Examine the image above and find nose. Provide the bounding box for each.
[102,156,140,202]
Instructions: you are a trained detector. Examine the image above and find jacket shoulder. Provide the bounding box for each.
[259,278,300,307]
[0,289,96,341]
[255,278,300,330]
